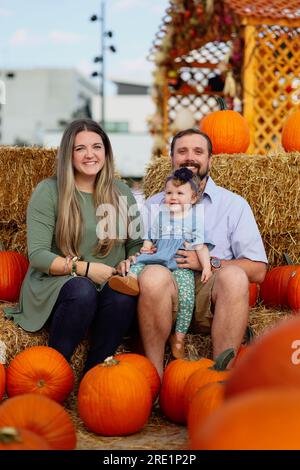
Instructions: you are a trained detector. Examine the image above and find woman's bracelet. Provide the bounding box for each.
[64,255,72,274]
[84,262,90,277]
[71,256,80,277]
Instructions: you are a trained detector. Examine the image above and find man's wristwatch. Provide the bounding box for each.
[210,256,222,269]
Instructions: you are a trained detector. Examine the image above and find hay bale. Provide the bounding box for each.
[143,152,300,266]
[0,147,56,226]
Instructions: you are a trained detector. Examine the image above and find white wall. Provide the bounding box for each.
[1,68,96,145]
[92,95,155,132]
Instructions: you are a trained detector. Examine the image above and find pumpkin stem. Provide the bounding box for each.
[283,253,294,265]
[210,348,235,371]
[215,96,227,111]
[101,356,120,367]
[0,427,21,444]
[37,379,45,388]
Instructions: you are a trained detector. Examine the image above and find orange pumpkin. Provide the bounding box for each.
[199,98,250,154]
[260,265,300,307]
[7,346,74,403]
[288,270,300,313]
[0,393,76,449]
[225,316,300,399]
[183,349,233,419]
[0,427,51,450]
[78,356,152,436]
[281,110,300,152]
[190,388,300,450]
[187,382,224,439]
[114,353,161,401]
[0,251,29,302]
[0,364,5,401]
[159,357,214,424]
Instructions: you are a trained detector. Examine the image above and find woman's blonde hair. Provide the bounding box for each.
[56,118,123,257]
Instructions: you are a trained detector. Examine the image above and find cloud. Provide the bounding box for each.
[9,29,85,47]
[49,31,85,45]
[9,29,41,46]
[115,56,154,83]
[0,8,14,17]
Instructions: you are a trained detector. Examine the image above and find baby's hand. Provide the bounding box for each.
[140,247,153,254]
[201,268,213,284]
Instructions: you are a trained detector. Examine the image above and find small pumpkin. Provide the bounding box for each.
[7,346,74,403]
[225,316,300,399]
[281,110,300,152]
[190,388,300,450]
[0,364,5,401]
[114,353,161,401]
[78,356,152,436]
[187,382,225,440]
[0,427,51,450]
[0,251,29,302]
[0,393,76,450]
[199,97,250,154]
[288,270,300,313]
[159,357,214,424]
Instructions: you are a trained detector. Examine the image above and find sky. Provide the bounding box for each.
[0,0,168,92]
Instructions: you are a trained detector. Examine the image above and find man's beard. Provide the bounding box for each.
[179,160,209,181]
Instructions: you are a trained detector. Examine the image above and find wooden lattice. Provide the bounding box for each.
[165,41,236,131]
[149,0,300,156]
[244,24,300,153]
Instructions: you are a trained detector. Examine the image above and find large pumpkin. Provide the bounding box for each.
[183,349,233,419]
[0,251,29,302]
[78,356,152,436]
[159,357,214,424]
[199,98,250,154]
[225,316,300,399]
[288,270,300,313]
[114,353,161,401]
[187,382,225,440]
[0,427,51,450]
[260,265,300,307]
[190,388,300,450]
[0,365,5,401]
[281,110,300,152]
[7,346,74,403]
[0,393,76,450]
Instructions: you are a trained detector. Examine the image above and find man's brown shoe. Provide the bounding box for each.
[108,275,140,296]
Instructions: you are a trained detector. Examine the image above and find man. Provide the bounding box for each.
[137,129,268,379]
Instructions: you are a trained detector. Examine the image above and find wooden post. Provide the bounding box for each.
[243,24,257,154]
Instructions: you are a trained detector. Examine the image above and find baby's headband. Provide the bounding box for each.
[166,167,199,193]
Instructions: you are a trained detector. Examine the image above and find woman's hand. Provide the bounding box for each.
[87,262,116,284]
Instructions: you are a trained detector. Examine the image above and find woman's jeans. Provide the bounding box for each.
[48,277,137,373]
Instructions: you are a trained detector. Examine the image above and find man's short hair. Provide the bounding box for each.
[170,128,213,157]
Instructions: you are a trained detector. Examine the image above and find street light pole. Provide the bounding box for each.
[100,0,105,128]
[90,1,116,129]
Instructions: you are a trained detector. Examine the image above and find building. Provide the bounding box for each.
[0,68,96,146]
[91,79,155,178]
[1,70,154,178]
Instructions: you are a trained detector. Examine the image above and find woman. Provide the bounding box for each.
[5,119,142,373]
